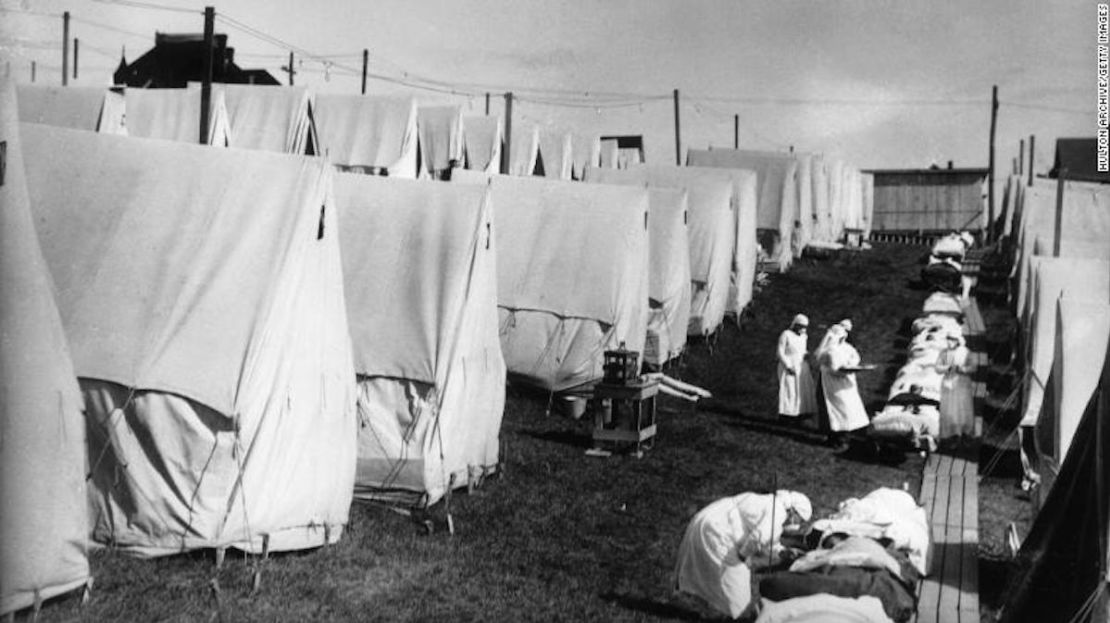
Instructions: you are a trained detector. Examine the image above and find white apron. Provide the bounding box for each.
[777,329,817,416]
[820,343,870,432]
[937,346,975,437]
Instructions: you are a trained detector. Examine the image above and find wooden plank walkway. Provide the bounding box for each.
[914,454,979,623]
[914,295,985,623]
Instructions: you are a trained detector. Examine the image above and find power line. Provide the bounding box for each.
[71,16,152,41]
[90,0,200,15]
[1000,100,1087,115]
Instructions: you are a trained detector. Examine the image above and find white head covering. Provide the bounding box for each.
[776,490,813,522]
[839,319,853,333]
[959,231,974,248]
[792,313,809,328]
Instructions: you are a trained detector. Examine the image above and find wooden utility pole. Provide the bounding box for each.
[733,114,739,149]
[31,61,36,83]
[1019,139,1025,175]
[1028,135,1035,187]
[485,93,490,116]
[62,11,69,86]
[199,6,214,145]
[987,85,998,243]
[284,51,295,86]
[673,89,681,165]
[501,92,513,174]
[73,38,79,80]
[361,49,368,94]
[1053,168,1066,257]
[1012,158,1018,175]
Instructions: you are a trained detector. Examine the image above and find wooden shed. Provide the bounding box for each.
[864,166,987,233]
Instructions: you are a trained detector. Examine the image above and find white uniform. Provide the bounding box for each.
[777,329,817,416]
[675,491,811,619]
[937,345,975,437]
[820,341,870,432]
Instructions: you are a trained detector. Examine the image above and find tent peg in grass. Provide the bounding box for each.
[323,523,332,547]
[81,577,94,606]
[261,533,270,561]
[208,577,222,608]
[214,546,226,569]
[30,589,41,623]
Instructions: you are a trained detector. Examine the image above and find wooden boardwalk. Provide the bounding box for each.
[914,453,979,623]
[914,295,986,623]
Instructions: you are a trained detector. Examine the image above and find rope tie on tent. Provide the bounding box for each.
[86,386,138,482]
[357,391,413,495]
[980,368,1033,480]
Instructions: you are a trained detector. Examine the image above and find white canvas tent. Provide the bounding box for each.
[120,87,230,145]
[571,133,601,180]
[417,104,464,178]
[999,338,1110,623]
[508,123,540,176]
[453,170,650,391]
[16,84,125,134]
[213,84,317,154]
[1012,179,1110,319]
[1,78,90,617]
[1047,297,1110,463]
[538,128,573,180]
[334,174,505,505]
[22,123,357,557]
[1020,257,1110,428]
[686,149,799,269]
[584,173,692,365]
[315,94,418,178]
[462,115,502,173]
[593,164,759,328]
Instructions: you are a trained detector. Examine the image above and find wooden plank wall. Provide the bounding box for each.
[872,172,985,232]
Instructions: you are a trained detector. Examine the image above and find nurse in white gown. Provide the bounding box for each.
[819,326,871,438]
[777,314,817,418]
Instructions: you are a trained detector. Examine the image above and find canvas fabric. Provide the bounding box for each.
[462,115,502,173]
[453,170,649,391]
[538,128,573,180]
[417,105,464,175]
[334,174,505,503]
[0,76,90,616]
[22,123,356,556]
[122,87,230,145]
[508,123,540,176]
[213,84,316,154]
[1048,298,1110,463]
[687,148,799,267]
[315,93,418,177]
[1020,257,1110,427]
[16,84,110,132]
[571,132,601,179]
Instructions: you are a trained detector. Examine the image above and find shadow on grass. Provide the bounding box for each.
[699,404,829,447]
[521,428,593,450]
[599,591,705,622]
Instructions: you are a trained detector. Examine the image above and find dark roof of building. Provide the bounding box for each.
[1049,138,1110,183]
[862,167,989,176]
[114,32,280,88]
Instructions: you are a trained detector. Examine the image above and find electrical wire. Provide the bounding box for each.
[90,0,200,15]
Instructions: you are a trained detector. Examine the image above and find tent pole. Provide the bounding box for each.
[734,114,739,149]
[199,6,214,145]
[1019,139,1025,175]
[361,49,368,94]
[1028,135,1035,187]
[988,85,998,243]
[673,88,681,165]
[73,38,79,80]
[1053,169,1066,257]
[62,11,69,86]
[501,92,513,175]
[485,92,490,116]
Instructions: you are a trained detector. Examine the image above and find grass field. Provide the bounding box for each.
[37,243,974,622]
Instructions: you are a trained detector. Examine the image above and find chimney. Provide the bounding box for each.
[947,160,953,169]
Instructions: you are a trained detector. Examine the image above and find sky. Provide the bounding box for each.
[0,0,1094,171]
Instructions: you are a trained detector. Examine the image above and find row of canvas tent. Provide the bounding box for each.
[13,83,609,181]
[2,78,753,614]
[992,173,1110,622]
